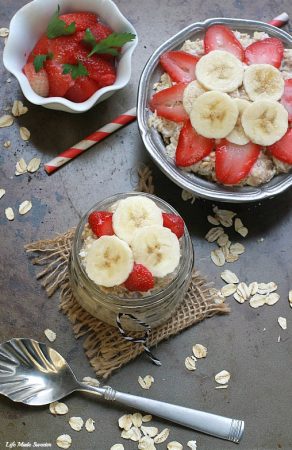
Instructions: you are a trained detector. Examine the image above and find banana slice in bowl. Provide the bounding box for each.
[243,64,284,101]
[226,98,251,145]
[195,50,244,93]
[241,99,288,146]
[183,80,206,114]
[190,90,239,139]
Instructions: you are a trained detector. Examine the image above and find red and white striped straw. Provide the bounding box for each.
[268,12,289,28]
[44,13,289,175]
[44,107,137,174]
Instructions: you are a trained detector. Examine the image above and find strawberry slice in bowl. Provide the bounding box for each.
[268,129,292,164]
[149,83,189,122]
[175,119,214,166]
[244,37,284,68]
[215,140,261,185]
[281,79,292,122]
[159,51,199,83]
[204,24,244,61]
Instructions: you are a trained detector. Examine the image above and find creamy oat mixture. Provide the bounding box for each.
[149,31,292,187]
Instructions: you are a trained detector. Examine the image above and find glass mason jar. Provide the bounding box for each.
[69,192,194,331]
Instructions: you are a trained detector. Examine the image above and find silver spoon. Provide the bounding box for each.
[0,338,244,443]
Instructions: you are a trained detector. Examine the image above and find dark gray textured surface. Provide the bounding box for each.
[0,1,292,449]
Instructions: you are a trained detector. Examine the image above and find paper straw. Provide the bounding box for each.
[45,13,289,175]
[268,12,289,28]
[44,107,137,174]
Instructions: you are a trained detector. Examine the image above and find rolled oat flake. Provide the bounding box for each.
[215,370,230,385]
[19,200,32,215]
[56,434,72,449]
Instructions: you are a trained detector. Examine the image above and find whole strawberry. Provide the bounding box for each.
[124,264,154,292]
[88,211,114,237]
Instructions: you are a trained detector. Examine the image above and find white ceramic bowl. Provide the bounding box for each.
[3,0,138,113]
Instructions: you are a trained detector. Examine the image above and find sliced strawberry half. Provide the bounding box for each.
[204,24,244,60]
[162,213,185,238]
[159,51,199,83]
[268,129,292,164]
[281,79,292,122]
[124,263,154,292]
[45,60,74,97]
[49,34,81,64]
[175,119,214,166]
[215,140,261,185]
[88,211,114,237]
[23,62,49,97]
[59,12,98,31]
[27,34,51,63]
[149,83,189,122]
[244,37,284,68]
[65,76,100,102]
[75,46,116,86]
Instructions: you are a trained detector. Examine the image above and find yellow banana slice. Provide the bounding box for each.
[243,64,284,101]
[226,98,251,145]
[183,80,206,114]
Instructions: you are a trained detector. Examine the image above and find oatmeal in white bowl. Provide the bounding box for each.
[137,18,292,202]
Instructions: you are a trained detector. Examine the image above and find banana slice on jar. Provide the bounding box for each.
[241,99,288,146]
[243,64,284,101]
[195,50,244,93]
[190,90,239,139]
[226,98,251,145]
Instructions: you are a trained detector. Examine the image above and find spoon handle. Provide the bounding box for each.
[81,384,244,442]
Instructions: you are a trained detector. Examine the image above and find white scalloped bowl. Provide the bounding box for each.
[3,0,138,113]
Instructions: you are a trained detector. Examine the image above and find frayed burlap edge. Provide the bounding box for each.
[25,229,229,379]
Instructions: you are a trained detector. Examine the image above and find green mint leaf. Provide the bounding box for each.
[84,30,135,57]
[47,5,76,39]
[62,62,88,80]
[33,53,53,72]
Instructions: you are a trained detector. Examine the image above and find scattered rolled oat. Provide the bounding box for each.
[249,294,266,308]
[258,282,277,294]
[82,376,100,387]
[132,413,143,428]
[5,207,14,221]
[142,415,152,423]
[0,27,9,37]
[230,243,245,255]
[44,328,56,342]
[153,428,169,443]
[110,445,124,450]
[122,427,141,441]
[289,290,292,307]
[221,283,237,297]
[12,100,28,117]
[0,189,5,199]
[236,282,250,300]
[138,375,154,390]
[192,344,207,359]
[205,227,224,242]
[221,270,239,284]
[69,416,84,431]
[167,441,183,450]
[141,426,158,437]
[265,293,280,306]
[215,385,228,389]
[217,233,229,247]
[56,434,72,449]
[27,157,41,173]
[118,414,133,431]
[277,336,281,343]
[278,317,287,330]
[0,114,14,127]
[211,248,225,266]
[3,140,11,148]
[138,435,155,450]
[249,282,258,296]
[207,215,220,226]
[85,418,95,432]
[20,126,30,141]
[215,370,230,385]
[49,402,68,415]
[185,356,197,371]
[237,226,248,237]
[19,200,32,215]
[213,206,236,227]
[187,441,197,450]
[234,292,245,303]
[181,189,196,204]
[15,158,27,175]
[234,217,244,231]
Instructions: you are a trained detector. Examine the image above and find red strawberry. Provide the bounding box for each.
[124,263,154,292]
[59,12,98,31]
[159,51,199,83]
[88,211,114,237]
[45,60,74,97]
[268,129,292,164]
[75,47,116,86]
[23,62,49,97]
[162,213,185,238]
[244,37,284,68]
[27,34,51,63]
[281,79,292,122]
[175,119,214,166]
[149,83,189,122]
[204,25,244,60]
[65,76,100,102]
[215,140,261,185]
[49,35,81,64]
[84,21,113,43]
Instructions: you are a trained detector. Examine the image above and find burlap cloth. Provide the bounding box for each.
[25,167,229,378]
